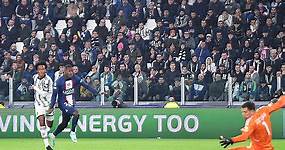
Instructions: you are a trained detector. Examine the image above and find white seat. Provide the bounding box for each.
[105,19,112,31]
[36,31,44,40]
[16,42,24,53]
[145,19,157,30]
[86,20,97,33]
[55,20,67,35]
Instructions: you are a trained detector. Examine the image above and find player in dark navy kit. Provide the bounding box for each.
[48,64,97,147]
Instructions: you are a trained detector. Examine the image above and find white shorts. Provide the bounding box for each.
[35,105,54,121]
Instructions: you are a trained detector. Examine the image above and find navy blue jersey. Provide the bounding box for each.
[50,75,97,111]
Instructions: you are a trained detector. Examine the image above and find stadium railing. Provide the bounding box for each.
[6,76,272,108]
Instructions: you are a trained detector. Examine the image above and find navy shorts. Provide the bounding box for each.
[61,103,77,116]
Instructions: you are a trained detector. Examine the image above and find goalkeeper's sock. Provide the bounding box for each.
[40,126,49,147]
[71,114,79,132]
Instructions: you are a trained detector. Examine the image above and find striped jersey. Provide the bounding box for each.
[33,74,53,107]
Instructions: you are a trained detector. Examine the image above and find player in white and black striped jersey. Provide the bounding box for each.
[31,62,54,150]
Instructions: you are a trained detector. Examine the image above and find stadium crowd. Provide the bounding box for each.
[0,0,284,102]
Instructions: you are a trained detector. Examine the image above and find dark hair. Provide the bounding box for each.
[241,102,256,111]
[35,61,47,70]
[65,64,73,68]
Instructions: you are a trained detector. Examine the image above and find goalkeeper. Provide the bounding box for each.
[220,90,285,150]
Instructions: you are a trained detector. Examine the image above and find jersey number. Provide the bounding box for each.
[262,121,271,136]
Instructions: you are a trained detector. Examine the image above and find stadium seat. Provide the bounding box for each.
[145,19,157,30]
[16,42,24,53]
[105,19,112,31]
[55,20,67,35]
[86,20,97,33]
[36,31,44,40]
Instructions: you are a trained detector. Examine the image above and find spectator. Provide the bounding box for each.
[62,19,77,41]
[225,76,240,101]
[15,0,32,19]
[241,40,254,61]
[218,52,233,72]
[0,34,12,51]
[90,30,104,50]
[164,61,180,86]
[145,2,160,20]
[22,63,35,83]
[208,73,226,101]
[111,74,127,99]
[79,25,91,42]
[5,19,18,43]
[18,22,32,41]
[56,33,69,52]
[86,65,100,81]
[193,0,207,18]
[257,79,270,101]
[94,19,109,42]
[21,46,33,65]
[100,65,114,87]
[8,43,19,60]
[187,55,199,75]
[54,63,65,82]
[170,78,184,101]
[1,0,16,23]
[239,71,257,101]
[175,9,189,30]
[266,49,282,74]
[136,22,151,41]
[205,57,216,73]
[271,70,285,95]
[52,1,67,24]
[132,64,147,100]
[23,30,40,51]
[260,65,274,87]
[15,78,32,100]
[180,31,195,50]
[232,64,244,84]
[189,73,207,100]
[248,52,265,73]
[195,40,210,64]
[76,52,91,77]
[209,0,225,17]
[37,45,49,62]
[39,32,55,49]
[248,65,260,85]
[218,10,233,27]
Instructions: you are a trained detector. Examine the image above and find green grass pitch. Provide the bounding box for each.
[0,138,285,150]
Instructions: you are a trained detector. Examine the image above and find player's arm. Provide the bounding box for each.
[33,78,53,97]
[49,81,59,109]
[231,120,255,143]
[268,95,285,113]
[77,76,98,95]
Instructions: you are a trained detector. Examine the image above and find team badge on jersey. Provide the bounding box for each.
[65,80,73,89]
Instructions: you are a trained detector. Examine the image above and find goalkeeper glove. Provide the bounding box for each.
[219,136,233,148]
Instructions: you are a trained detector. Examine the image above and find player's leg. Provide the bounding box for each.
[49,112,71,147]
[53,113,71,136]
[46,109,54,133]
[36,107,53,150]
[70,109,79,143]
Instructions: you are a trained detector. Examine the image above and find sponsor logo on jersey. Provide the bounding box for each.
[63,88,75,95]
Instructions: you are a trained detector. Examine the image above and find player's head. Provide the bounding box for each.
[241,101,256,119]
[64,64,74,78]
[35,61,47,78]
